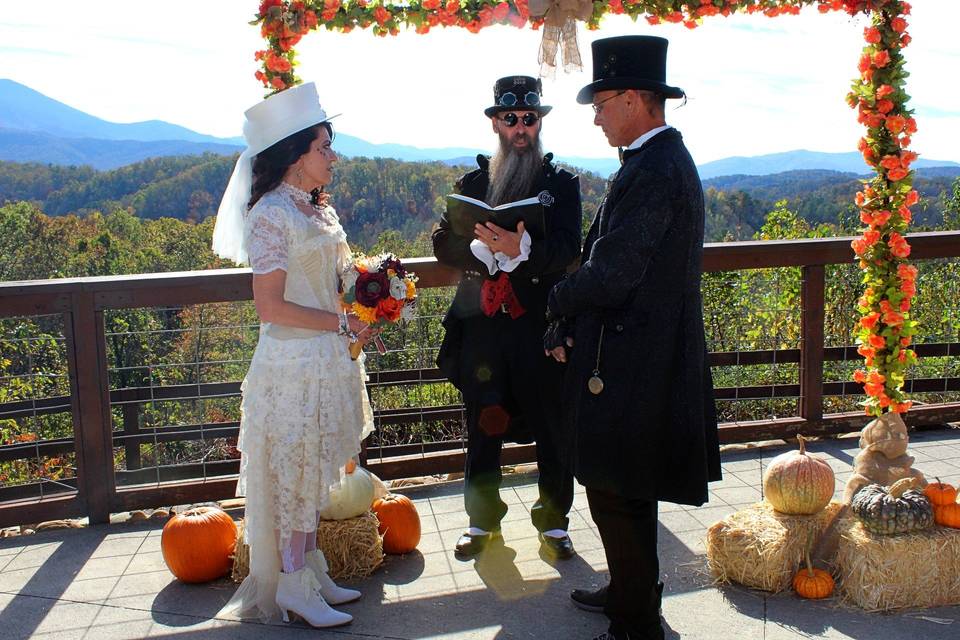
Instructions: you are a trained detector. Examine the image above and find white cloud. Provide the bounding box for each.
[1,1,956,164]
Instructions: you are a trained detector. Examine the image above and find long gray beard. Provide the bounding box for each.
[486,137,544,207]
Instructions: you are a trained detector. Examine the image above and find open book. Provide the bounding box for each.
[446,194,545,240]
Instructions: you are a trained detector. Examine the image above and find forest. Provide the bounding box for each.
[3,155,958,246]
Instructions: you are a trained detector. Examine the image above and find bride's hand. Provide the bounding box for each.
[358,325,382,346]
[347,315,380,345]
[347,314,366,336]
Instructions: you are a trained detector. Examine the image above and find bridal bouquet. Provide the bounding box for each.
[340,253,418,360]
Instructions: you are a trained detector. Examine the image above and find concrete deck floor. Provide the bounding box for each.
[2,429,960,640]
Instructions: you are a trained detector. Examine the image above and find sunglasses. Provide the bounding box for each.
[498,91,541,108]
[499,112,540,127]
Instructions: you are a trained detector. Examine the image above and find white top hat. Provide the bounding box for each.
[212,82,339,265]
[243,82,338,156]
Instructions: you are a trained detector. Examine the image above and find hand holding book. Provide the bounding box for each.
[474,220,526,259]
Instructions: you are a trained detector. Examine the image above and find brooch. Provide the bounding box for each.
[537,190,555,206]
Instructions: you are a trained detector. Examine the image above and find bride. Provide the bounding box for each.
[212,82,376,627]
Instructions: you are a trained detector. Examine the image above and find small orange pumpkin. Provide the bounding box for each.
[924,478,957,507]
[935,503,960,529]
[161,506,237,583]
[372,493,421,554]
[793,554,834,600]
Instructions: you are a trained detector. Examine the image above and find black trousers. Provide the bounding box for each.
[459,312,574,533]
[586,487,664,640]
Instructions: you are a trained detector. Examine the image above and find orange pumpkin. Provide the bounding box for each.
[935,503,960,528]
[924,478,957,507]
[372,493,421,554]
[793,554,835,600]
[161,506,238,583]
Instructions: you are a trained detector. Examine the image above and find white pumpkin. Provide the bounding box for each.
[319,464,375,520]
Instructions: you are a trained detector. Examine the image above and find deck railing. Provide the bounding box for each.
[1,231,959,528]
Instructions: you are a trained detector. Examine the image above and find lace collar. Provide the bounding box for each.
[276,181,339,226]
[276,181,323,209]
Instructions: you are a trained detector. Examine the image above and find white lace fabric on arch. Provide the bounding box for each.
[218,184,373,622]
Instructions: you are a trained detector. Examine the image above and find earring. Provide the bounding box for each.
[296,166,304,187]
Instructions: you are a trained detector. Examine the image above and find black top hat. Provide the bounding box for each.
[484,76,553,118]
[576,36,685,104]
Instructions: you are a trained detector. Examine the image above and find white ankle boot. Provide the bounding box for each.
[305,549,361,604]
[275,567,352,627]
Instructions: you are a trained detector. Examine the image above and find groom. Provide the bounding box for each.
[544,37,721,640]
[433,75,582,561]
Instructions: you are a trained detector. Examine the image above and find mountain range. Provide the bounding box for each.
[2,79,958,178]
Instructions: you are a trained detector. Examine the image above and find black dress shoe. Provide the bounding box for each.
[572,582,664,614]
[453,530,501,560]
[538,533,575,559]
[571,585,606,612]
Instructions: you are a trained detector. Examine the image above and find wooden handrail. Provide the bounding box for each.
[3,231,960,317]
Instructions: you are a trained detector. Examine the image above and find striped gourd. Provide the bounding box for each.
[763,435,835,515]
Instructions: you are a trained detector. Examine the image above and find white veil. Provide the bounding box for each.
[211,148,255,266]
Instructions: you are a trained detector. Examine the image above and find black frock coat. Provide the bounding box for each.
[433,154,581,441]
[547,129,722,505]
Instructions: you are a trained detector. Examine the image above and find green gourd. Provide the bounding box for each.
[851,477,934,535]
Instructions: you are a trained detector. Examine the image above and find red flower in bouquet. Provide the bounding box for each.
[355,272,390,307]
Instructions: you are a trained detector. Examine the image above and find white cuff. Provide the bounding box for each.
[494,231,532,273]
[470,239,499,275]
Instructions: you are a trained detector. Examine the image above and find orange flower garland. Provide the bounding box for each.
[252,1,901,92]
[847,0,918,417]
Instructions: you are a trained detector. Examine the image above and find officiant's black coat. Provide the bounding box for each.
[547,128,721,506]
[433,153,582,427]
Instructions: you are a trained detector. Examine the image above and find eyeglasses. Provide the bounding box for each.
[499,112,540,128]
[592,91,627,115]
[498,91,541,108]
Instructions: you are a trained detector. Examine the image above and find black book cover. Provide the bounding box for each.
[446,194,545,240]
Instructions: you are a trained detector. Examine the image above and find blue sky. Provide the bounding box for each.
[1,1,957,165]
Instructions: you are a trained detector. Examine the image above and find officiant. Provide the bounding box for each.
[432,75,582,561]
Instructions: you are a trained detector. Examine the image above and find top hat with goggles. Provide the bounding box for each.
[484,75,552,118]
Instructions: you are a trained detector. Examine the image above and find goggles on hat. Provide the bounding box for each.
[499,112,540,128]
[498,91,541,108]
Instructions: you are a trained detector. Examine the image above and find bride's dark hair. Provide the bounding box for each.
[248,121,335,209]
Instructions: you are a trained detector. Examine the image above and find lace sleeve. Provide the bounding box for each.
[246,204,289,274]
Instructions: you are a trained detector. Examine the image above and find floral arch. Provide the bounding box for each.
[253,0,919,418]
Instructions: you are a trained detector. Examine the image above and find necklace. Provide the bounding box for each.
[278,181,322,211]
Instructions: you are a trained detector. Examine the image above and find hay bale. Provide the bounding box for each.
[706,501,844,593]
[231,511,383,583]
[836,518,960,611]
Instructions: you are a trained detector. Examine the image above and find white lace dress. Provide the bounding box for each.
[219,184,374,621]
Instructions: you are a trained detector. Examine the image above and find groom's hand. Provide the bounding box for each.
[547,339,574,363]
[543,316,574,363]
[474,221,524,259]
